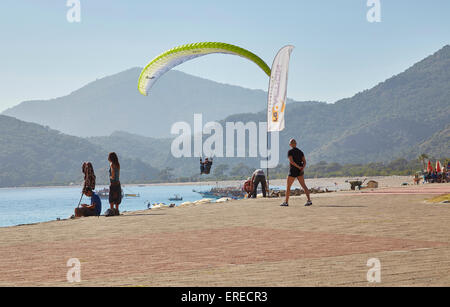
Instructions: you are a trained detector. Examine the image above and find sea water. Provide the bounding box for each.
[0,181,348,228]
[0,184,216,228]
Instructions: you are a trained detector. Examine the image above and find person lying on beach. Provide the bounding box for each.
[280,139,312,207]
[75,187,102,217]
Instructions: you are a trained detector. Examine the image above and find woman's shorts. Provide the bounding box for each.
[288,168,304,178]
[109,182,122,205]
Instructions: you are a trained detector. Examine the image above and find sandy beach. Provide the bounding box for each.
[0,177,449,287]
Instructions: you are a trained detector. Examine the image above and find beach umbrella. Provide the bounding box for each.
[427,160,433,172]
[436,161,442,173]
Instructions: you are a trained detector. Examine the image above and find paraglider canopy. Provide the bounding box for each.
[138,42,271,96]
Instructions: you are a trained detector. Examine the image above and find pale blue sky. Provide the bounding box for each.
[0,0,449,111]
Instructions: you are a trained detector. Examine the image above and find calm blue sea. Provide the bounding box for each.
[0,184,216,228]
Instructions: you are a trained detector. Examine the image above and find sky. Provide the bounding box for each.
[0,0,449,112]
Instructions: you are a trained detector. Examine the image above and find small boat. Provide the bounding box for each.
[97,188,110,199]
[169,194,183,201]
[125,193,140,198]
[96,187,124,199]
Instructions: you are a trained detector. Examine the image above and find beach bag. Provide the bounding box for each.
[105,208,115,217]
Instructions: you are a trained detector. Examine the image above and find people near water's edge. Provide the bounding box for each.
[75,187,102,217]
[281,139,312,207]
[107,152,122,216]
[251,169,268,198]
[200,157,213,175]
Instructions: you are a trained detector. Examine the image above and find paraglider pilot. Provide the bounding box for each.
[200,158,213,175]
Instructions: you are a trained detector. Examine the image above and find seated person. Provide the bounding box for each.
[200,158,205,174]
[431,171,437,183]
[425,172,432,183]
[75,187,102,217]
[204,158,213,174]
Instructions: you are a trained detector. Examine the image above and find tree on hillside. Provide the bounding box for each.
[418,153,429,172]
[213,164,229,179]
[229,163,252,178]
[158,167,174,182]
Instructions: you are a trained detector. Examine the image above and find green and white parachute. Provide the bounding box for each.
[138,42,271,96]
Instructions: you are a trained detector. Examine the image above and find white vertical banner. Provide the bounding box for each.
[267,45,294,132]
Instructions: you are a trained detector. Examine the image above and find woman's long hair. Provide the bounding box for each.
[108,152,120,169]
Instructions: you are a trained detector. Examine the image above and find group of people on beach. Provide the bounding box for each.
[74,152,122,218]
[421,168,449,184]
[414,162,449,184]
[75,138,313,219]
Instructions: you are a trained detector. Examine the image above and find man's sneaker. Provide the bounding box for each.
[305,200,313,207]
[280,202,289,207]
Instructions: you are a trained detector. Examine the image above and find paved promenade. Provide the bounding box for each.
[0,183,449,286]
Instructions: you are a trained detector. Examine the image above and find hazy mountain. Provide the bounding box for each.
[415,125,450,159]
[0,115,159,188]
[3,69,276,138]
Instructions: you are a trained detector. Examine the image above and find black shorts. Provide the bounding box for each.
[288,167,304,178]
[78,207,97,217]
[109,182,122,205]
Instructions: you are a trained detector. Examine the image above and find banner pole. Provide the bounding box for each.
[267,127,270,196]
[266,71,272,197]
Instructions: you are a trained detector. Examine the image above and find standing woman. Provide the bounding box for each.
[108,152,122,216]
[280,139,312,207]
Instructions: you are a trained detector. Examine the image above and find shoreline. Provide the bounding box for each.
[0,175,416,190]
[0,176,424,229]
